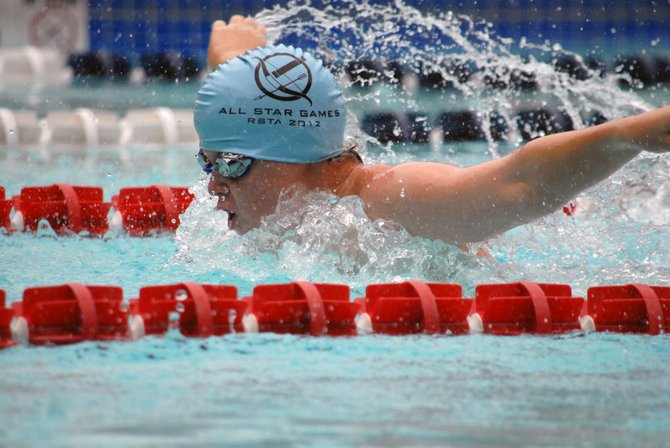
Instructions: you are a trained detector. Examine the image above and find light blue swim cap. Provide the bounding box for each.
[194,45,347,163]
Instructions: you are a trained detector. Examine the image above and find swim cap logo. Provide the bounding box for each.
[254,52,313,106]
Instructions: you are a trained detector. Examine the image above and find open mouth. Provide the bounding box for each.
[216,202,237,230]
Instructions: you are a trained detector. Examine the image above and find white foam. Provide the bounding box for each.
[242,314,259,333]
[355,313,373,335]
[10,316,29,345]
[467,313,484,334]
[10,211,24,232]
[128,315,146,339]
[579,315,596,332]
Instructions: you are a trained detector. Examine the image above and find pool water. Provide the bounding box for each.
[2,2,670,446]
[1,93,669,446]
[2,333,669,447]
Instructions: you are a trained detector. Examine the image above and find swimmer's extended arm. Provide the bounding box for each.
[207,16,267,70]
[360,106,670,244]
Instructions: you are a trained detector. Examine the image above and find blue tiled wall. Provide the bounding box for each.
[88,0,670,61]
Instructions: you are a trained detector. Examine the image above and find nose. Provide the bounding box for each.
[208,176,230,198]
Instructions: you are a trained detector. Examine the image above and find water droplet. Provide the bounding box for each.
[175,289,188,301]
[175,302,185,313]
[36,219,57,238]
[168,311,180,329]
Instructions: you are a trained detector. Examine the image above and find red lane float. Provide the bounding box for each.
[0,187,13,231]
[3,282,669,345]
[355,281,472,335]
[111,185,194,235]
[128,283,245,337]
[12,184,110,234]
[242,282,360,335]
[0,290,16,349]
[468,282,585,335]
[581,284,670,334]
[10,284,126,345]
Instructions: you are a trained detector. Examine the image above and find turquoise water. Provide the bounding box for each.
[1,334,669,447]
[2,2,670,446]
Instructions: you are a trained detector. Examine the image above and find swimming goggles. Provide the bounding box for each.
[196,150,253,179]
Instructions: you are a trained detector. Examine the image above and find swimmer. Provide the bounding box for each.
[195,16,670,244]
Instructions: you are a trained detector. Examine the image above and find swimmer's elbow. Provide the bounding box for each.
[465,181,552,241]
[510,180,565,220]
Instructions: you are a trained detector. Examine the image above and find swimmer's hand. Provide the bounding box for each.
[617,105,670,154]
[207,16,267,70]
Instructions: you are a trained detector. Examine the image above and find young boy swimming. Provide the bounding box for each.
[195,16,670,244]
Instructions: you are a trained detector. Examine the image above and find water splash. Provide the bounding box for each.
[171,0,669,295]
[257,0,652,156]
[173,162,669,297]
[173,179,495,295]
[490,155,670,295]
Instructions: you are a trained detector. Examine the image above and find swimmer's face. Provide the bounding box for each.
[204,151,308,233]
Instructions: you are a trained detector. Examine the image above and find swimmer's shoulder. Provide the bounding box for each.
[336,163,392,197]
[338,162,462,198]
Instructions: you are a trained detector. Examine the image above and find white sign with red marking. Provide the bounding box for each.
[0,0,88,53]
